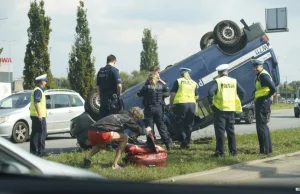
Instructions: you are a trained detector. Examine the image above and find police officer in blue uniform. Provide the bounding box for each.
[252,59,276,155]
[29,74,48,157]
[208,64,245,157]
[170,68,199,149]
[97,54,122,119]
[137,72,171,150]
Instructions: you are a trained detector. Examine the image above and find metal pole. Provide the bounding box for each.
[285,76,288,103]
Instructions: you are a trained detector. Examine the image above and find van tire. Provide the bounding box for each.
[213,20,241,47]
[200,31,215,50]
[86,87,100,118]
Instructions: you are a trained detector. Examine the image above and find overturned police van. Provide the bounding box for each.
[71,19,280,147]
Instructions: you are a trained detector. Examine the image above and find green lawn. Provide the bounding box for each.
[271,103,294,110]
[45,128,300,182]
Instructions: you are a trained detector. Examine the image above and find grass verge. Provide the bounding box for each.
[45,128,300,182]
[271,103,293,110]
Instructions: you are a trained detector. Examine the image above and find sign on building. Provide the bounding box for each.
[0,57,13,83]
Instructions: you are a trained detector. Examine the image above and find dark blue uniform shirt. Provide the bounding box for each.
[97,65,122,96]
[33,86,43,103]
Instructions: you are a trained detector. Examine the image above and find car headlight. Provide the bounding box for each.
[0,116,9,124]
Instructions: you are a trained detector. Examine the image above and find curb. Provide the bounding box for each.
[151,150,300,184]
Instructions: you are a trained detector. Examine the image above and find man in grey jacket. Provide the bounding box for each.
[83,107,151,169]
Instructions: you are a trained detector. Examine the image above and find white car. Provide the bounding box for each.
[0,136,104,179]
[0,89,85,143]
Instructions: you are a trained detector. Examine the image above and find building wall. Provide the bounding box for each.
[0,72,13,83]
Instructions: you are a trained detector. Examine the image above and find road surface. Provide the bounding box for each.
[17,109,299,153]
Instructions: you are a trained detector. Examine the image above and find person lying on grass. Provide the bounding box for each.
[83,107,152,169]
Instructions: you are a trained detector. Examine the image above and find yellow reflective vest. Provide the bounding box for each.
[212,76,242,113]
[255,69,272,100]
[173,77,197,104]
[30,87,47,117]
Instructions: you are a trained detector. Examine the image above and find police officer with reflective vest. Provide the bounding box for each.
[29,74,48,157]
[252,59,276,155]
[170,68,199,149]
[97,54,122,119]
[208,64,245,157]
[137,72,171,150]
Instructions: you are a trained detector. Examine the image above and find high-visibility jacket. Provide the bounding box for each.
[212,76,242,113]
[173,78,197,104]
[30,87,47,117]
[255,69,272,100]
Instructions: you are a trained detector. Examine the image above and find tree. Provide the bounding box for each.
[119,71,149,91]
[23,0,55,89]
[140,28,159,72]
[68,1,95,99]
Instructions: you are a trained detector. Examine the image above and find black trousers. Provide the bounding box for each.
[255,98,272,154]
[30,116,47,156]
[214,110,237,155]
[99,105,110,120]
[145,105,170,144]
[174,103,195,146]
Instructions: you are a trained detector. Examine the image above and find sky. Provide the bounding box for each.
[0,0,299,82]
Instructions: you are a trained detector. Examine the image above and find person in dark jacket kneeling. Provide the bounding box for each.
[83,107,151,169]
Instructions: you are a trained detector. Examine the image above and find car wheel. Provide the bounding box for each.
[213,20,242,47]
[245,110,254,124]
[200,31,215,50]
[295,112,300,118]
[11,121,29,143]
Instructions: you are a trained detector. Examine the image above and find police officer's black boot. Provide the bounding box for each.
[164,143,170,151]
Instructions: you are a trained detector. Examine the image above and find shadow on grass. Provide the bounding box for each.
[45,147,78,154]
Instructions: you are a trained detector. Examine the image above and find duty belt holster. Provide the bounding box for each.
[108,94,122,114]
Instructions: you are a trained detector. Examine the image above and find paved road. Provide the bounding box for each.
[17,109,299,153]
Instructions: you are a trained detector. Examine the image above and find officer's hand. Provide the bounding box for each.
[38,115,43,121]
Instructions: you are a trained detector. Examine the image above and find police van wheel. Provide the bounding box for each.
[86,87,100,117]
[200,31,215,50]
[213,20,241,47]
[11,121,29,143]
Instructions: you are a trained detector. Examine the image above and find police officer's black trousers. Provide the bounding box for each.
[214,110,237,155]
[99,105,110,120]
[30,116,47,156]
[145,105,170,145]
[174,103,195,147]
[255,98,272,154]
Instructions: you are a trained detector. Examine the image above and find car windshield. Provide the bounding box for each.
[0,93,31,109]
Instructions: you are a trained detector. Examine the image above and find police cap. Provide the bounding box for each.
[180,67,191,74]
[35,74,47,82]
[216,64,229,72]
[251,59,264,66]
